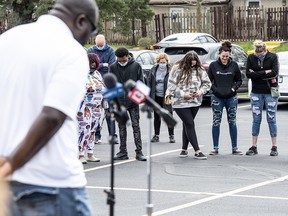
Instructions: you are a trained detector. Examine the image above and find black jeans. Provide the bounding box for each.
[154,96,174,136]
[174,106,200,151]
[118,106,142,154]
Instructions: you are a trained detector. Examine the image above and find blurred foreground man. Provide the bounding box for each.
[0,0,99,215]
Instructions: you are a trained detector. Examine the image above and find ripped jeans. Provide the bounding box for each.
[250,93,278,137]
[211,95,238,150]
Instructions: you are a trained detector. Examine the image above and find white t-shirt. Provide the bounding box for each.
[0,15,89,187]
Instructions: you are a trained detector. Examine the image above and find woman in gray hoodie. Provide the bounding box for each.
[167,51,211,159]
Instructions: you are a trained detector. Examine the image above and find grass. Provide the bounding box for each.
[234,41,288,53]
[271,42,288,53]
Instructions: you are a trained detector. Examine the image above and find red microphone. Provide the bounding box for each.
[128,88,147,104]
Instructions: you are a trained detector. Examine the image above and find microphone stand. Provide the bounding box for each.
[104,101,116,216]
[141,104,153,216]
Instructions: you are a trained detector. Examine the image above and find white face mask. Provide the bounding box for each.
[118,61,128,67]
[96,45,104,50]
[159,63,167,69]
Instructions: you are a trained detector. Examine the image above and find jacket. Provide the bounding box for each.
[208,58,242,98]
[147,64,173,112]
[87,44,116,77]
[109,57,144,109]
[246,51,279,94]
[167,64,211,108]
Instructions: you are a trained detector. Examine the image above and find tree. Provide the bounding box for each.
[123,0,154,45]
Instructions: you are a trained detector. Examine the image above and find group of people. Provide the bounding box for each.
[0,0,280,213]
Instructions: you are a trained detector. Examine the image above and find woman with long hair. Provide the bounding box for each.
[167,51,211,159]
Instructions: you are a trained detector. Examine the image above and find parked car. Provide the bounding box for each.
[153,33,220,50]
[128,50,158,84]
[161,43,249,95]
[276,52,288,101]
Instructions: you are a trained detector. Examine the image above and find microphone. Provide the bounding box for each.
[103,74,129,125]
[125,79,177,128]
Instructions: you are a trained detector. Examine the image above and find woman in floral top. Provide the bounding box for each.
[78,53,104,164]
[167,51,211,159]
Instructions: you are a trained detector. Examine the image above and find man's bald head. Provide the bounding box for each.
[95,34,106,48]
[50,0,99,45]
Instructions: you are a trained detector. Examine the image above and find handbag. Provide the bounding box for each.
[270,86,280,98]
[164,89,172,105]
[267,80,280,98]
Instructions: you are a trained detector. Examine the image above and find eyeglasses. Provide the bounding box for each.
[85,15,98,36]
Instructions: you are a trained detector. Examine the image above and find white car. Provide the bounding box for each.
[276,51,288,101]
[248,51,288,101]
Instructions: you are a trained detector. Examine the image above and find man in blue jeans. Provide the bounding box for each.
[0,0,99,215]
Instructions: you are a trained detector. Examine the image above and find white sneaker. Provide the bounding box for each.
[87,155,100,162]
[95,139,102,144]
[79,156,87,164]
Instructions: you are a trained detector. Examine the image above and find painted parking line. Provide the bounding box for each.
[150,175,288,215]
[85,185,288,201]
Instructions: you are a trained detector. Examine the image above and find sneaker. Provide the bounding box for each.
[246,146,258,156]
[179,150,188,158]
[209,149,219,155]
[87,155,100,162]
[232,149,243,155]
[194,152,207,160]
[95,138,101,144]
[270,146,278,156]
[114,151,129,160]
[79,156,87,164]
[151,135,159,142]
[135,152,147,161]
[169,135,175,143]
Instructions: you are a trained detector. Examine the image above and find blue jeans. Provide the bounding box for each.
[250,93,278,137]
[9,181,93,216]
[211,95,238,150]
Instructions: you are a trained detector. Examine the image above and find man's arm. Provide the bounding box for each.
[0,106,66,177]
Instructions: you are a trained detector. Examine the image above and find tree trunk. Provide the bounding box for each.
[132,18,136,45]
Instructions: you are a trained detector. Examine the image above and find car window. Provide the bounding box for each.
[206,36,218,43]
[164,47,208,56]
[137,52,153,65]
[232,46,247,63]
[198,36,208,43]
[149,52,157,64]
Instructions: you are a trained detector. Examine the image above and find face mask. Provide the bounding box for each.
[96,45,104,50]
[89,68,96,74]
[159,63,167,68]
[118,61,128,67]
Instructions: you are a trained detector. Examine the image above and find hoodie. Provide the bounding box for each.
[109,57,144,109]
[207,58,242,98]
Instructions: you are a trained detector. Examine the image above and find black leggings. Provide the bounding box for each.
[154,96,174,136]
[174,107,200,151]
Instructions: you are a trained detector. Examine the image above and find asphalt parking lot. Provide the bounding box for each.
[84,99,288,216]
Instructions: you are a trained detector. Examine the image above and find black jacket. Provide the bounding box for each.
[246,51,279,94]
[109,57,144,108]
[147,64,172,112]
[208,58,242,98]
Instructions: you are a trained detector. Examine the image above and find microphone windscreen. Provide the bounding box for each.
[124,79,136,91]
[103,73,117,89]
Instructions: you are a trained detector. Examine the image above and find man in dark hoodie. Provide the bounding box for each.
[207,41,243,156]
[110,47,147,161]
[87,34,118,144]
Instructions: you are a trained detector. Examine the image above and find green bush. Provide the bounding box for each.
[138,37,156,50]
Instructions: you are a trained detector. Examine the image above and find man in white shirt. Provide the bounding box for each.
[0,0,99,215]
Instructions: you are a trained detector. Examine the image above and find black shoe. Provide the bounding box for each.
[135,153,147,161]
[270,146,278,156]
[169,135,175,143]
[114,151,129,160]
[179,150,188,158]
[246,146,258,156]
[151,135,159,142]
[194,152,207,160]
[209,149,219,155]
